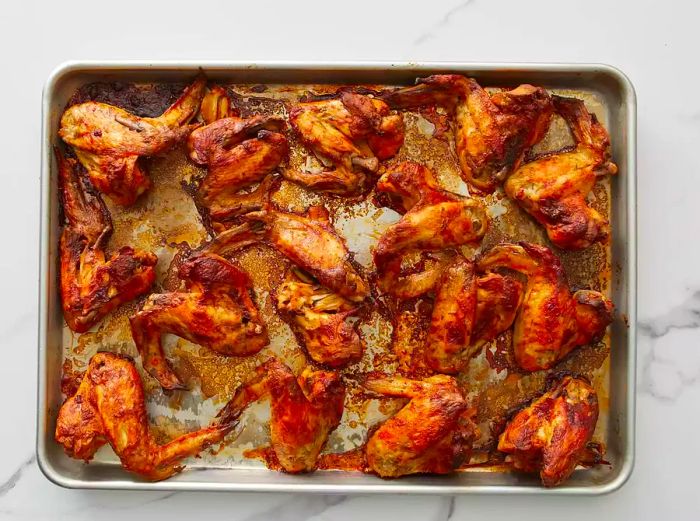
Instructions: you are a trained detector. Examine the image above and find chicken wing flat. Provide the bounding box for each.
[373,161,488,298]
[364,374,477,478]
[276,268,362,367]
[55,352,237,481]
[424,257,524,374]
[477,242,613,371]
[187,115,289,222]
[130,252,269,391]
[382,75,553,193]
[57,148,156,333]
[505,96,618,250]
[59,75,205,205]
[498,375,599,487]
[287,90,405,194]
[217,357,345,473]
[207,204,369,302]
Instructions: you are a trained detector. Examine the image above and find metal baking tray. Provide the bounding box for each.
[37,61,636,494]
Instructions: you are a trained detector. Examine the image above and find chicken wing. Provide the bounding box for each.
[477,242,613,371]
[187,115,289,222]
[59,75,205,205]
[130,252,269,391]
[424,256,524,374]
[498,375,599,487]
[55,352,237,481]
[505,96,618,250]
[364,374,477,478]
[207,203,369,302]
[373,161,488,298]
[276,268,362,367]
[287,90,405,194]
[216,357,345,473]
[382,75,553,193]
[57,148,156,333]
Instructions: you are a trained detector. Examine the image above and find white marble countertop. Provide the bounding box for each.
[1,0,699,519]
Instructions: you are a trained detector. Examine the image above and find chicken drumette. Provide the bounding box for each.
[56,148,156,333]
[130,252,269,391]
[187,115,289,223]
[287,90,405,195]
[425,256,523,374]
[276,268,363,367]
[217,357,345,473]
[59,75,206,205]
[55,352,237,481]
[382,75,553,193]
[478,242,613,371]
[364,374,477,478]
[505,96,618,250]
[498,375,599,487]
[373,161,488,299]
[207,203,369,302]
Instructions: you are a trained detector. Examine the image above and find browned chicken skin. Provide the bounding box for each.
[477,242,613,371]
[505,96,618,250]
[382,75,553,193]
[373,161,488,298]
[276,268,362,367]
[57,148,156,333]
[129,252,269,391]
[425,256,524,374]
[287,91,405,194]
[498,375,599,487]
[59,75,206,205]
[55,352,237,481]
[187,115,289,222]
[217,357,345,473]
[364,374,477,478]
[207,203,369,302]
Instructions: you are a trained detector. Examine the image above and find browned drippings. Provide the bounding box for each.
[60,81,612,466]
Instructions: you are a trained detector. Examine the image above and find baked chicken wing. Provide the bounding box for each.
[477,242,613,371]
[373,161,488,298]
[130,252,269,391]
[55,352,236,481]
[424,256,524,374]
[217,357,345,473]
[59,75,206,205]
[505,96,618,250]
[498,375,599,487]
[364,374,477,478]
[382,75,553,193]
[207,204,369,302]
[187,115,289,223]
[57,148,156,333]
[287,90,405,194]
[276,268,362,367]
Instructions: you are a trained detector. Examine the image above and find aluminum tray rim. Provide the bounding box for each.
[37,60,637,495]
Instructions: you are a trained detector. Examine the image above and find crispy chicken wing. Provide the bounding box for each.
[364,374,477,478]
[287,90,405,194]
[477,242,613,371]
[187,115,289,222]
[382,75,553,193]
[59,75,206,205]
[57,148,156,333]
[425,257,523,373]
[207,203,369,302]
[217,357,345,473]
[373,161,488,298]
[130,252,269,391]
[498,375,599,487]
[55,352,236,481]
[505,96,618,250]
[276,268,362,367]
